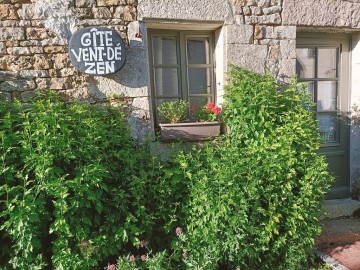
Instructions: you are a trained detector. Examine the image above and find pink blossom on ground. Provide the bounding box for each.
[129,255,136,262]
[140,240,148,248]
[109,264,116,270]
[182,252,187,258]
[176,227,183,235]
[141,254,147,261]
[81,240,88,246]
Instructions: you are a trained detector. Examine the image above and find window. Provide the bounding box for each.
[296,46,340,143]
[148,30,215,124]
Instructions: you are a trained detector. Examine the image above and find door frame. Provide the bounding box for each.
[296,32,351,199]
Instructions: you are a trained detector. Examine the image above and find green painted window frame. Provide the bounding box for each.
[148,30,216,125]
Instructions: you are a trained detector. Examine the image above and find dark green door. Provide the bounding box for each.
[296,34,350,199]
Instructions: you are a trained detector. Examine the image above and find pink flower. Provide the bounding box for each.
[141,254,147,261]
[175,227,183,235]
[140,240,148,248]
[191,104,199,112]
[129,255,136,262]
[211,106,221,114]
[109,264,116,270]
[81,240,88,247]
[206,103,216,111]
[182,252,187,258]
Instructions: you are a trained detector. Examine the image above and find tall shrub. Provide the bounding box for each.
[169,67,333,269]
[0,92,157,269]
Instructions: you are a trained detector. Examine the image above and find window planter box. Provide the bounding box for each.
[159,121,221,141]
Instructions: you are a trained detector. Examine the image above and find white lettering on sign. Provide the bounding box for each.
[70,27,124,75]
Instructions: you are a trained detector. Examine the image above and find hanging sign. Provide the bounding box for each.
[69,27,126,75]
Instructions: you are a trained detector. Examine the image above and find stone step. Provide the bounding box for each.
[321,198,360,220]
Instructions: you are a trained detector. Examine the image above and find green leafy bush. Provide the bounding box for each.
[157,100,189,123]
[0,92,158,269]
[163,67,333,269]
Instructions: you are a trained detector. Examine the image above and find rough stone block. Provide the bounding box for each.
[280,39,296,59]
[43,46,66,54]
[0,42,6,54]
[258,0,271,8]
[0,4,19,20]
[21,91,36,102]
[0,71,17,82]
[279,58,296,80]
[36,78,70,90]
[127,0,137,5]
[138,0,234,24]
[76,0,96,7]
[245,13,281,24]
[29,46,43,54]
[268,45,280,59]
[226,44,268,74]
[243,6,251,16]
[124,5,136,21]
[283,0,360,29]
[76,7,94,19]
[254,24,263,40]
[0,27,24,41]
[26,28,49,40]
[53,53,71,69]
[19,70,49,78]
[250,6,262,16]
[7,56,34,71]
[0,92,11,101]
[0,20,20,27]
[226,24,253,44]
[273,26,296,39]
[7,46,31,55]
[93,7,112,19]
[263,6,281,15]
[33,55,53,69]
[113,6,125,19]
[97,0,120,6]
[0,79,36,91]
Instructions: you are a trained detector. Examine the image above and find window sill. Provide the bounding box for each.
[158,121,222,141]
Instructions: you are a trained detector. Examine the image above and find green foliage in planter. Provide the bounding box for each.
[157,100,189,123]
[164,67,333,269]
[0,92,158,269]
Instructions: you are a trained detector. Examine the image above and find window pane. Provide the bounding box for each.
[318,113,337,143]
[318,48,337,78]
[302,81,315,102]
[154,68,179,96]
[187,37,210,64]
[153,36,177,65]
[317,81,337,111]
[188,68,210,95]
[296,48,315,78]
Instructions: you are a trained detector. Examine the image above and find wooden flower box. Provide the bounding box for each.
[159,121,221,141]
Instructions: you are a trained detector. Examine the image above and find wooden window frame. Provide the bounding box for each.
[148,30,216,125]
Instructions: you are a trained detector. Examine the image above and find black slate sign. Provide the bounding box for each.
[69,27,126,75]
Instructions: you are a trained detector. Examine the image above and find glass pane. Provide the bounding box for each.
[296,48,315,79]
[318,48,337,78]
[153,36,177,65]
[317,81,337,111]
[318,113,337,143]
[303,81,315,102]
[187,37,209,64]
[188,68,211,95]
[154,68,179,96]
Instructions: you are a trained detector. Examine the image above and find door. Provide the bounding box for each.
[296,34,350,199]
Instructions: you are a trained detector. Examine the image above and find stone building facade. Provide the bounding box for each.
[1,0,360,199]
